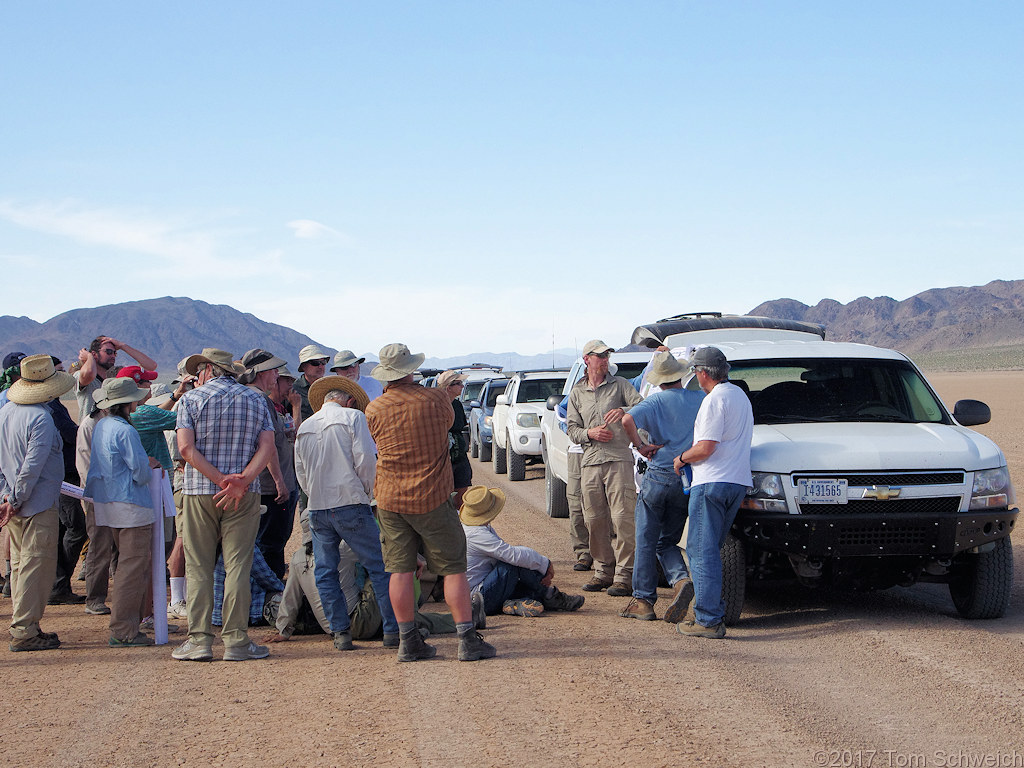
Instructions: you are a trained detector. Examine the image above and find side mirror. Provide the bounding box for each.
[495,394,509,406]
[953,399,991,426]
[546,395,561,411]
[469,400,481,409]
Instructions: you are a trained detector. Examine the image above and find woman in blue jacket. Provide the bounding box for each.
[85,376,161,647]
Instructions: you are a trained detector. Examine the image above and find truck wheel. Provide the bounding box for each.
[469,427,479,458]
[949,536,1013,619]
[493,436,507,474]
[721,533,746,625]
[545,470,569,518]
[479,437,492,463]
[508,438,526,481]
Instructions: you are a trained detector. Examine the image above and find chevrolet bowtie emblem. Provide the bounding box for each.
[863,485,901,500]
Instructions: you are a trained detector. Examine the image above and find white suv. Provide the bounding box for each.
[492,370,568,481]
[631,313,1018,620]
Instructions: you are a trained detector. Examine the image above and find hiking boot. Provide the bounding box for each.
[167,600,188,620]
[606,582,632,597]
[397,630,437,662]
[382,633,400,648]
[677,620,726,639]
[662,578,695,625]
[109,632,155,647]
[9,633,61,652]
[471,590,487,629]
[171,639,213,661]
[502,598,544,617]
[458,631,497,661]
[48,590,87,605]
[223,641,270,661]
[84,602,111,616]
[619,597,656,621]
[541,586,585,612]
[332,631,354,651]
[573,554,593,572]
[581,577,613,592]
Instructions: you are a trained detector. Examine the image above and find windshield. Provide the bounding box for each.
[516,379,565,403]
[484,382,507,408]
[689,358,950,425]
[462,380,487,404]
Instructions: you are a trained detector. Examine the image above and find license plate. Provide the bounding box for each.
[798,478,848,504]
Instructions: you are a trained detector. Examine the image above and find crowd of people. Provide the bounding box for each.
[0,332,752,659]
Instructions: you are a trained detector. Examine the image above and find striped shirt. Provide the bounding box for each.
[366,381,454,515]
[176,375,274,495]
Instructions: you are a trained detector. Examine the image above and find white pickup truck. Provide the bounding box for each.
[630,313,1018,620]
[491,369,568,481]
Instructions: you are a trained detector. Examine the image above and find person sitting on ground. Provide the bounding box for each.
[211,538,285,629]
[461,485,585,618]
[84,376,162,647]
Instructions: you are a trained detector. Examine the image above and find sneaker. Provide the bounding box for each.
[458,631,497,661]
[581,578,613,592]
[502,598,544,617]
[84,602,111,616]
[48,590,87,605]
[140,616,180,633]
[619,598,656,621]
[109,632,155,647]
[606,582,632,597]
[541,586,585,612]
[167,600,188,620]
[662,578,695,624]
[9,633,61,652]
[397,630,437,662]
[171,639,213,661]
[332,631,354,651]
[223,641,270,661]
[471,590,487,629]
[573,554,593,572]
[677,620,726,639]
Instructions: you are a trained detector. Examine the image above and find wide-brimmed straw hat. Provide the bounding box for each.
[330,349,365,371]
[646,350,687,387]
[371,343,425,382]
[94,376,150,409]
[436,370,469,389]
[309,375,370,413]
[184,348,242,376]
[459,486,507,526]
[7,354,75,405]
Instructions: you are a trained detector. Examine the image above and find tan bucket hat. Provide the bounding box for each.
[436,370,469,389]
[371,343,425,382]
[646,350,687,386]
[298,344,331,370]
[7,354,75,405]
[459,485,507,526]
[308,375,370,413]
[330,349,365,371]
[93,376,150,409]
[184,348,242,376]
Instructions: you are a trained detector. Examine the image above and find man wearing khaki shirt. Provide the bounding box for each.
[567,340,643,596]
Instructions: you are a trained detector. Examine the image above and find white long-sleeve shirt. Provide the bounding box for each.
[463,522,550,592]
[294,403,376,510]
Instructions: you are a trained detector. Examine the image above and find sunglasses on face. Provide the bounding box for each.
[307,360,327,367]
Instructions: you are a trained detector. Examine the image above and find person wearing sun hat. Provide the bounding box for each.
[292,344,332,422]
[461,485,585,619]
[365,343,496,662]
[0,354,76,651]
[84,376,162,647]
[436,370,473,509]
[294,374,395,651]
[172,347,277,662]
[330,349,384,402]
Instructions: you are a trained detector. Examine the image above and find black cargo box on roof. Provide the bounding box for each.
[630,313,826,348]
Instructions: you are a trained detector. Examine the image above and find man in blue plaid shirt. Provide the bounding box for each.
[172,348,276,662]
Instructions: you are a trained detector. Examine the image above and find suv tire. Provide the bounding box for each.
[479,436,492,463]
[545,469,569,519]
[469,426,479,458]
[493,436,507,474]
[508,436,526,481]
[949,536,1013,619]
[722,533,746,625]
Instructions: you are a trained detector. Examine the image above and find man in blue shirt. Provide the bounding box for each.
[620,351,704,623]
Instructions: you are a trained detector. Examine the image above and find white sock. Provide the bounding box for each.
[170,577,186,604]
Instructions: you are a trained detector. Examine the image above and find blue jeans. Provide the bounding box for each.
[632,466,689,603]
[478,561,546,615]
[309,504,397,636]
[687,482,746,627]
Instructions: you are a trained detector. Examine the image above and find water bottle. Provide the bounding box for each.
[680,464,692,495]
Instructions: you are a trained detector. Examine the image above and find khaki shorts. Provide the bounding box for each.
[377,499,467,576]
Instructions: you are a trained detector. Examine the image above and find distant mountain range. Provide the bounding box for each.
[2,281,1022,374]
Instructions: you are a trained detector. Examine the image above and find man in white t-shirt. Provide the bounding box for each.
[673,346,752,639]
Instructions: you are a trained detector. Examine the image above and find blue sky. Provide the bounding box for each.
[2,2,1021,357]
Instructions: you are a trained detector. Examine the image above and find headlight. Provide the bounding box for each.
[969,466,1016,510]
[484,416,492,427]
[516,413,541,428]
[740,472,789,512]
